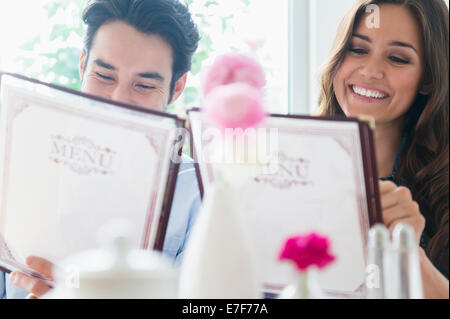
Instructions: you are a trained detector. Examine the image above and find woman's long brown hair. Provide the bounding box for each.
[317,0,449,267]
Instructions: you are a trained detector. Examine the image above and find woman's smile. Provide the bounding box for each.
[348,84,390,103]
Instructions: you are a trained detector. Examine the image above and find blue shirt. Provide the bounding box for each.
[1,155,201,299]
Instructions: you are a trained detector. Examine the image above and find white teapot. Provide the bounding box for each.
[43,220,177,299]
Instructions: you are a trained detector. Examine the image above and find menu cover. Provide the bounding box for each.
[188,109,382,298]
[0,72,184,277]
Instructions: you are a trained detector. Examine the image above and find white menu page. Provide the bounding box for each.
[190,111,372,297]
[0,75,179,265]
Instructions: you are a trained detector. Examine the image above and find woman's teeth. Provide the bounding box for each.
[351,85,387,99]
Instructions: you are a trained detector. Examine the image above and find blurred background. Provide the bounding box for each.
[1,0,449,116]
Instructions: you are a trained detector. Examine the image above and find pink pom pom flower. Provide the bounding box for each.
[279,233,336,272]
[203,82,267,131]
[203,53,267,97]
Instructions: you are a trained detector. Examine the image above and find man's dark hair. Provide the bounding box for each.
[82,0,200,102]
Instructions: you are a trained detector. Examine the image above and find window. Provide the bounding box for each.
[179,0,289,115]
[0,1,85,90]
[0,0,289,115]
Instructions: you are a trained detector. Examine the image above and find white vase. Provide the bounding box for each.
[178,181,260,299]
[278,267,323,299]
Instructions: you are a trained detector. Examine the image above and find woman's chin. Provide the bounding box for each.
[341,107,378,120]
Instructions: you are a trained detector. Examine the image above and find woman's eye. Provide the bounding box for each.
[96,72,114,81]
[349,47,367,55]
[389,56,410,64]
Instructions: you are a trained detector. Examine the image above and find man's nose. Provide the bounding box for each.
[359,56,384,80]
[110,85,133,104]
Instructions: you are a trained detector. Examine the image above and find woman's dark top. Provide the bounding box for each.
[380,129,449,279]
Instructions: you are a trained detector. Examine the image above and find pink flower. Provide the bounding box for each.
[203,82,267,131]
[279,233,336,272]
[203,53,266,97]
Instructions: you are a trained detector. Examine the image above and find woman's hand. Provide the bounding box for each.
[380,181,449,299]
[418,247,449,299]
[379,180,425,243]
[9,256,54,299]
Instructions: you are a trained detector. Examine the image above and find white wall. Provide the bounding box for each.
[290,0,354,115]
[309,0,355,114]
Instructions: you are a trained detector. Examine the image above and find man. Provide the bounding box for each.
[0,0,201,299]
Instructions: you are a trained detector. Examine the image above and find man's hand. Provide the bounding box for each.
[379,180,425,243]
[9,256,54,299]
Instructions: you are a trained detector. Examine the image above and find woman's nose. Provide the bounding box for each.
[359,56,385,80]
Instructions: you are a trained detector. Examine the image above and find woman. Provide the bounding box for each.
[318,0,449,298]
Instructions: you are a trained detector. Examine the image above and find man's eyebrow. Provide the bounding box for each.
[93,59,116,70]
[136,72,165,82]
[352,33,418,53]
